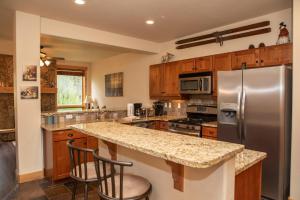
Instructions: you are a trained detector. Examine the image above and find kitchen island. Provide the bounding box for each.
[71,121,246,200]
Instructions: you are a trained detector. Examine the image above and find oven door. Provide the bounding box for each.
[180,78,200,94]
[199,76,212,94]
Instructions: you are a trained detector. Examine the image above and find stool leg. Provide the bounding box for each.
[72,181,77,200]
[84,183,88,200]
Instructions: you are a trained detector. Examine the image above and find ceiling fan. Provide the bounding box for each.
[40,45,65,67]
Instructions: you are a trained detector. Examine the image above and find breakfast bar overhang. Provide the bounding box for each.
[71,122,245,200]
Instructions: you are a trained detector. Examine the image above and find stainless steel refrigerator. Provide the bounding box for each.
[217,65,292,200]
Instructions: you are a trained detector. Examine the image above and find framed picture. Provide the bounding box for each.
[105,72,123,97]
[23,65,37,81]
[20,86,39,99]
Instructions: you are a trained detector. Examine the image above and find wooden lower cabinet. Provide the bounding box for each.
[235,161,262,200]
[202,126,217,139]
[43,129,98,181]
[154,121,169,131]
[53,137,86,180]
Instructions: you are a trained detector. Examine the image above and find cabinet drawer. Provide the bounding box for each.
[202,127,217,138]
[53,130,86,142]
[158,121,168,130]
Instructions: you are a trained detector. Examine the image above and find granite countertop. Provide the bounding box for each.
[41,109,101,117]
[42,115,185,131]
[71,122,244,169]
[235,149,267,175]
[202,121,218,128]
[120,115,186,124]
[41,119,104,131]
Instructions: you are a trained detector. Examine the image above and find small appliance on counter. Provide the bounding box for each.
[127,103,134,117]
[133,103,142,116]
[153,101,165,116]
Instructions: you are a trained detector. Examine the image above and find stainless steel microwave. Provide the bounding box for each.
[179,72,212,94]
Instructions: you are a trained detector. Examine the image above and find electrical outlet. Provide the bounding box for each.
[65,114,73,119]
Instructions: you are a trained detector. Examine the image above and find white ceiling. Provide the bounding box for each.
[0,0,292,42]
[41,35,132,63]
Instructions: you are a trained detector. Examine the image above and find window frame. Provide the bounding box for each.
[56,65,87,109]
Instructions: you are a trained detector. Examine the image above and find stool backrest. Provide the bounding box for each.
[93,151,133,200]
[67,139,96,181]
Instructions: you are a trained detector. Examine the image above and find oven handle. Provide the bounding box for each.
[168,128,200,137]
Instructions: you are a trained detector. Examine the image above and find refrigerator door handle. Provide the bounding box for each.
[241,90,246,140]
[237,92,242,139]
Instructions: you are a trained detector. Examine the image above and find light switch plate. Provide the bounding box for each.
[65,114,73,119]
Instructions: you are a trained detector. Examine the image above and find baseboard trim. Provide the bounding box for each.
[18,170,44,183]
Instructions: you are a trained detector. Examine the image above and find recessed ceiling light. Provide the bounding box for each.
[75,0,86,5]
[146,20,155,25]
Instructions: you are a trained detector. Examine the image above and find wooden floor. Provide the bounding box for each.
[0,141,17,200]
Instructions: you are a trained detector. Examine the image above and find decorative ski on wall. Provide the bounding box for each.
[175,21,271,49]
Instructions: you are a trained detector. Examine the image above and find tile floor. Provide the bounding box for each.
[7,178,99,200]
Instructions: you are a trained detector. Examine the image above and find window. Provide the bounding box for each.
[56,66,87,109]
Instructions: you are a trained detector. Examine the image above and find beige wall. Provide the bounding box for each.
[0,38,14,55]
[15,11,43,175]
[91,9,292,109]
[290,1,300,199]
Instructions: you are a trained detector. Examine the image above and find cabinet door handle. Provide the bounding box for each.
[256,60,259,64]
[68,133,74,137]
[261,60,264,63]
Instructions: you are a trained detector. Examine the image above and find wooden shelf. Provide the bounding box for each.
[41,87,57,94]
[0,87,14,94]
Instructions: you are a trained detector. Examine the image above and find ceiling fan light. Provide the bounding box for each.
[40,59,45,67]
[45,60,51,66]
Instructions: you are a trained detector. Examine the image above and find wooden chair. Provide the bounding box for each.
[93,151,152,200]
[67,139,111,200]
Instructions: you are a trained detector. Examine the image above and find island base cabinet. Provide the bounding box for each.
[235,161,262,200]
[43,129,98,181]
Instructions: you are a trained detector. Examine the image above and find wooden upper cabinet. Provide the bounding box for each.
[231,49,260,70]
[178,59,196,73]
[195,56,213,72]
[149,62,181,98]
[259,43,292,67]
[163,62,181,97]
[212,53,232,96]
[149,64,163,98]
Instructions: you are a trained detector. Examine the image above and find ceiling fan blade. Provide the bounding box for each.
[46,56,65,60]
[40,45,53,49]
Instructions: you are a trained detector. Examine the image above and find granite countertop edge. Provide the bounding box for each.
[70,122,244,169]
[235,150,267,175]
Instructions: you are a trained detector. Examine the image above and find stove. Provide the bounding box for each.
[167,105,217,137]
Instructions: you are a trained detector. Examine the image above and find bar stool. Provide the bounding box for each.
[93,151,152,200]
[67,140,111,200]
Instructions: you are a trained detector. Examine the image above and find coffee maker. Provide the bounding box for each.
[153,101,164,116]
[133,103,142,116]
